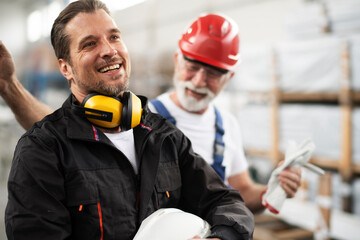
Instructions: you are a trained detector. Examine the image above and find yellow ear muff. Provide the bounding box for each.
[120,91,143,130]
[83,94,123,129]
[79,92,143,130]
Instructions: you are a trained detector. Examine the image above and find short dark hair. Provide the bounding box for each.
[50,0,111,63]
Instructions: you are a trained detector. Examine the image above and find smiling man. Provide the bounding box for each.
[54,7,130,106]
[3,1,254,240]
[149,13,302,213]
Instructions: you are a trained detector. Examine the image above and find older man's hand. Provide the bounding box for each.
[277,162,302,198]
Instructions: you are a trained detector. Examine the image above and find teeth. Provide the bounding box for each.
[99,64,120,73]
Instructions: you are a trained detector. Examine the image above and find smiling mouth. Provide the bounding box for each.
[187,88,206,96]
[186,89,207,100]
[98,64,121,73]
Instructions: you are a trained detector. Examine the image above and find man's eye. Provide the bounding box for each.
[111,35,120,40]
[207,70,221,78]
[84,42,95,48]
[187,64,199,71]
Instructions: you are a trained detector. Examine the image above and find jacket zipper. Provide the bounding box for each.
[136,174,141,211]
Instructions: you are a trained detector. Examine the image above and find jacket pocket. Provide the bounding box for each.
[66,182,103,240]
[155,162,182,208]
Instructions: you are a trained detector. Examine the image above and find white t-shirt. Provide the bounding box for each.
[149,92,248,183]
[104,129,138,175]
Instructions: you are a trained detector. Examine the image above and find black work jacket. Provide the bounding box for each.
[5,94,254,240]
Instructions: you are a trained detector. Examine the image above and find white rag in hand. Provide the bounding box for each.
[262,139,324,214]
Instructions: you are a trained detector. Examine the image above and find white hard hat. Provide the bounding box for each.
[133,208,211,240]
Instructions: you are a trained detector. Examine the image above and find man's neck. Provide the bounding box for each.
[99,126,122,134]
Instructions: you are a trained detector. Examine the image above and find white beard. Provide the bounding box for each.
[173,73,216,112]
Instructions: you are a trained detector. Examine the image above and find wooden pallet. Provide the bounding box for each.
[254,214,314,240]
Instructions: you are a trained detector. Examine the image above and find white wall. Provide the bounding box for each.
[0,2,27,58]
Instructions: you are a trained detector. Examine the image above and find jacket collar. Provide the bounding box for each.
[60,94,104,142]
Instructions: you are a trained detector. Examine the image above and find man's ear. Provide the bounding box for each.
[58,59,73,81]
[229,71,235,81]
[174,51,180,68]
[223,71,235,86]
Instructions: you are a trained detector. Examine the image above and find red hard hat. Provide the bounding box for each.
[179,13,240,71]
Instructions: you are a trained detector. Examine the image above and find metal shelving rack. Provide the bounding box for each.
[247,40,360,239]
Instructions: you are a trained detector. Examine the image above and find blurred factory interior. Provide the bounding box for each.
[0,0,360,239]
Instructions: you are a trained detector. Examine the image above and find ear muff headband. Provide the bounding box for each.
[121,92,143,130]
[121,91,132,130]
[130,93,143,129]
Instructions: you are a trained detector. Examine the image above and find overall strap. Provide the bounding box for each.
[150,99,176,125]
[151,99,226,180]
[212,107,226,181]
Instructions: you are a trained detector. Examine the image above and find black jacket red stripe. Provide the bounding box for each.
[5,94,254,240]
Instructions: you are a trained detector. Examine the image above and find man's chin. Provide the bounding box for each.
[180,97,209,112]
[96,80,128,96]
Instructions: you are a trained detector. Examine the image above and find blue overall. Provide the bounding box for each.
[150,99,226,181]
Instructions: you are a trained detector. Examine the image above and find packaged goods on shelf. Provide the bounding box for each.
[279,104,342,160]
[331,173,347,211]
[351,35,360,91]
[301,171,359,216]
[326,0,360,34]
[283,2,328,38]
[236,104,360,164]
[353,178,360,216]
[235,35,360,92]
[276,37,344,93]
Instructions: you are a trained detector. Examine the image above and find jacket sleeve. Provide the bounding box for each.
[5,134,71,240]
[174,131,254,240]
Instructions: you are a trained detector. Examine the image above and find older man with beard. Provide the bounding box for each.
[149,13,302,214]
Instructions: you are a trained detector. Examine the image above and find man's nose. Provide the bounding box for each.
[100,40,117,57]
[191,68,207,87]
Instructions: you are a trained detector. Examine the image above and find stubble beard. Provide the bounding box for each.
[94,76,129,97]
[73,67,130,98]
